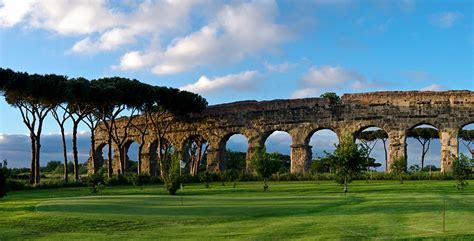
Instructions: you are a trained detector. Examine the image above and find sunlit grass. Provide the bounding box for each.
[1,180,473,240]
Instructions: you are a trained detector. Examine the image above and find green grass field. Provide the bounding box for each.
[1,180,473,240]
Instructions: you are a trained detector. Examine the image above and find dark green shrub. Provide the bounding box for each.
[453,154,472,190]
[0,170,7,199]
[6,179,27,191]
[165,172,181,195]
[86,172,105,193]
[199,171,212,188]
[129,174,150,187]
[106,174,129,186]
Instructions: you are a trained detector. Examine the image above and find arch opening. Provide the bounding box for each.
[263,130,291,172]
[95,143,113,173]
[149,139,175,177]
[355,127,389,172]
[222,133,248,173]
[124,141,139,175]
[308,129,339,173]
[406,124,441,172]
[458,123,474,160]
[183,135,209,176]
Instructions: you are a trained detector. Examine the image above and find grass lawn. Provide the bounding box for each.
[1,180,473,240]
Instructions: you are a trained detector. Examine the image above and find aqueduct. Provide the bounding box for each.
[88,91,474,175]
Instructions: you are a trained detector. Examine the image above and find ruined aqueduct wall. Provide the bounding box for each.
[89,90,474,175]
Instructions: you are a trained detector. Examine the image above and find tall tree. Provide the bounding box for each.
[51,104,70,182]
[357,129,389,171]
[145,87,208,177]
[251,146,281,191]
[65,78,95,180]
[327,135,366,193]
[0,68,67,184]
[407,127,439,169]
[186,136,209,176]
[459,129,474,159]
[130,115,149,174]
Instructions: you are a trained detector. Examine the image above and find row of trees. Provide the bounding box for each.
[357,127,474,171]
[0,68,207,185]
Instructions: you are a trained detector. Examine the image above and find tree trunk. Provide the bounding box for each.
[343,177,348,194]
[72,121,80,181]
[107,136,113,178]
[382,139,388,172]
[90,132,96,172]
[29,133,36,185]
[137,144,143,174]
[119,147,126,175]
[60,125,68,183]
[35,135,41,185]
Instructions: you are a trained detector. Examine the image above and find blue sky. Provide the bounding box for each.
[0,0,472,168]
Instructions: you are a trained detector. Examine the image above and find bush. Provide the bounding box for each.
[165,172,181,195]
[0,170,7,199]
[129,174,150,187]
[86,172,105,193]
[106,174,129,186]
[199,171,212,188]
[453,154,472,190]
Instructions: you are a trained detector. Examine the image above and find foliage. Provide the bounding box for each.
[86,172,105,194]
[199,171,212,188]
[41,160,62,173]
[407,127,439,168]
[408,164,420,173]
[162,152,182,195]
[251,146,282,191]
[0,68,208,185]
[326,135,367,193]
[225,151,246,171]
[0,168,7,199]
[129,174,150,187]
[421,165,440,172]
[106,174,129,186]
[320,92,340,103]
[391,157,406,184]
[453,154,472,190]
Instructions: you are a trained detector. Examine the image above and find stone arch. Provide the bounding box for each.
[182,134,210,176]
[123,139,141,174]
[355,126,390,172]
[304,128,340,173]
[458,122,474,159]
[218,132,249,171]
[89,142,108,173]
[304,127,340,146]
[405,122,441,172]
[94,142,115,174]
[459,121,474,131]
[147,138,175,177]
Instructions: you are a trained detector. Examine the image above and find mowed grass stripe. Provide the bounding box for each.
[1,180,473,240]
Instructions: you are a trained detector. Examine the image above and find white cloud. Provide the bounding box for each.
[0,0,197,52]
[0,0,35,27]
[265,62,298,73]
[71,28,138,54]
[420,84,448,91]
[117,1,291,75]
[301,66,366,88]
[291,65,383,98]
[180,70,259,95]
[291,88,320,99]
[1,1,292,75]
[28,0,119,35]
[430,12,464,28]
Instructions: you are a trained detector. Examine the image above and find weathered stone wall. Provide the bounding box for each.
[88,90,474,175]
